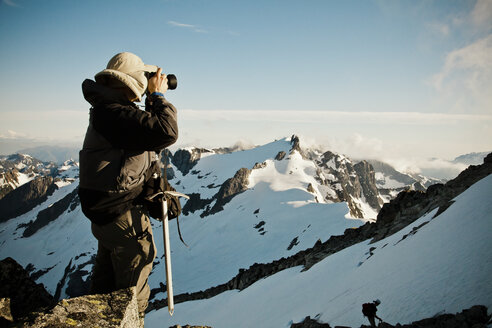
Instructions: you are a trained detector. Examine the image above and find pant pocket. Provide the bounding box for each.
[136,228,156,267]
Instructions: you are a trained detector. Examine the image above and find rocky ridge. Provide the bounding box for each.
[314,151,383,218]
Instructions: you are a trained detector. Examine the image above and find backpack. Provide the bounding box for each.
[362,303,377,316]
[141,158,188,246]
[142,160,181,220]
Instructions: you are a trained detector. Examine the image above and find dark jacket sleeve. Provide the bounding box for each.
[92,94,178,151]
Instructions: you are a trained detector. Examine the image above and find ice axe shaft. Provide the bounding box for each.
[161,197,174,316]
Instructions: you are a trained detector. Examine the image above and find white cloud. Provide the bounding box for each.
[429,34,492,113]
[320,133,386,160]
[176,108,491,163]
[168,21,195,28]
[0,130,27,139]
[2,0,20,7]
[471,0,492,31]
[167,20,208,33]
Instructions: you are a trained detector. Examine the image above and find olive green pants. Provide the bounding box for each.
[90,207,156,313]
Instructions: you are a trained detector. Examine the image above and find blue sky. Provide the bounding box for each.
[0,0,491,165]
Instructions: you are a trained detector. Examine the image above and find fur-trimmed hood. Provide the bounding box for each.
[94,52,157,102]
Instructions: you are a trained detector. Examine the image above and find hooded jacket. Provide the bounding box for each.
[79,79,178,224]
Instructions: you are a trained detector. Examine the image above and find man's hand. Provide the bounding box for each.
[148,67,168,94]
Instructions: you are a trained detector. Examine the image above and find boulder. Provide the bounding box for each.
[25,288,141,328]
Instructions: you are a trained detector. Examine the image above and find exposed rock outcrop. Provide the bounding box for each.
[172,148,212,176]
[202,168,251,217]
[179,167,252,218]
[182,193,214,216]
[275,151,286,161]
[290,134,309,159]
[316,151,382,218]
[0,176,57,223]
[25,288,141,328]
[253,161,267,169]
[353,161,381,210]
[0,169,18,200]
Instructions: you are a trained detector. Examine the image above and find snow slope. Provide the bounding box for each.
[146,174,492,328]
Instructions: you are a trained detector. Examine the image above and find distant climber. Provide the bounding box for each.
[362,299,382,327]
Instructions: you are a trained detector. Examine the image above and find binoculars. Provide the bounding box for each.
[146,72,178,90]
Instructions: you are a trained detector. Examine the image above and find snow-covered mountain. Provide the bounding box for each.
[0,136,490,328]
[0,154,57,200]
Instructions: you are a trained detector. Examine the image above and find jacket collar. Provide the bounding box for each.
[82,79,134,107]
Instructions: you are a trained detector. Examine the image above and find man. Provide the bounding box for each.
[362,299,382,327]
[78,52,178,318]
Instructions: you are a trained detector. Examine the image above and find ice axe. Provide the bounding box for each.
[148,189,189,316]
